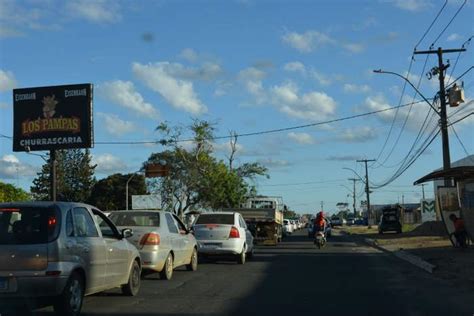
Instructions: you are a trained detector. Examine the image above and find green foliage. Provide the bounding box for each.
[283,209,297,219]
[31,149,96,202]
[147,119,268,217]
[88,173,147,211]
[0,182,31,202]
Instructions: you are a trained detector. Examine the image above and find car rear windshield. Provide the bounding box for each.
[195,214,234,225]
[0,206,60,245]
[384,215,398,222]
[108,212,160,227]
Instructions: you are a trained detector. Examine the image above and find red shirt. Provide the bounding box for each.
[454,218,465,232]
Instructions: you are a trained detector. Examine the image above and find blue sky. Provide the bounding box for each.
[0,0,473,214]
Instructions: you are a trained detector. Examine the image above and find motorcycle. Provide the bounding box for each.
[314,231,326,249]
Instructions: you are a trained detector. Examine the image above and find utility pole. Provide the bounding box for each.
[320,201,324,212]
[50,150,56,201]
[357,159,375,226]
[414,47,466,186]
[418,183,426,200]
[348,178,360,217]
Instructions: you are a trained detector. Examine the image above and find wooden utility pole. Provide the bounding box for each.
[357,159,375,226]
[348,178,360,217]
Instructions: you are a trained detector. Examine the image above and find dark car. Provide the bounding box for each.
[378,213,402,234]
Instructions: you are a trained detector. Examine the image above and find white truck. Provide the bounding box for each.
[226,196,285,245]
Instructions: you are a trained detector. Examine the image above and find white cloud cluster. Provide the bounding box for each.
[336,126,377,143]
[344,83,371,94]
[447,33,462,42]
[287,132,315,144]
[0,69,17,92]
[153,62,223,81]
[283,61,306,74]
[92,153,127,174]
[271,82,337,121]
[66,0,121,23]
[283,62,341,86]
[257,158,291,169]
[97,80,159,119]
[0,155,36,179]
[179,48,199,62]
[97,112,136,136]
[238,67,267,104]
[132,62,207,115]
[282,30,364,54]
[389,0,431,12]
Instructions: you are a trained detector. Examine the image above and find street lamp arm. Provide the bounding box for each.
[342,167,364,182]
[373,69,440,115]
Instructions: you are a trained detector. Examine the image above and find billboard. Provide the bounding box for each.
[421,199,436,222]
[13,84,93,152]
[132,194,161,210]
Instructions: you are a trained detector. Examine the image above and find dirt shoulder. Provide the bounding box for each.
[339,222,474,288]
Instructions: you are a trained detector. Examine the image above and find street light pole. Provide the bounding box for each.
[125,173,138,211]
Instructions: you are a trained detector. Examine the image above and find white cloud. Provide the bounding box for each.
[282,30,334,53]
[150,62,222,81]
[310,70,332,86]
[287,132,315,144]
[66,0,121,23]
[282,29,364,54]
[179,48,199,62]
[344,83,371,94]
[97,112,136,136]
[92,153,127,174]
[389,0,430,12]
[238,67,267,104]
[132,62,207,115]
[326,155,364,161]
[283,61,306,74]
[258,158,291,169]
[0,155,36,179]
[271,82,337,121]
[447,33,462,42]
[97,80,159,119]
[0,69,17,92]
[336,126,378,143]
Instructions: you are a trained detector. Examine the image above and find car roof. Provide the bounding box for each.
[108,210,164,213]
[199,212,235,215]
[0,201,97,212]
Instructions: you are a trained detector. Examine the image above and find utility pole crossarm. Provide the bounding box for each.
[414,48,466,55]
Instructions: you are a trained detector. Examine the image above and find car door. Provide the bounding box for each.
[93,209,131,287]
[67,207,107,294]
[172,214,192,265]
[239,215,253,252]
[165,213,182,266]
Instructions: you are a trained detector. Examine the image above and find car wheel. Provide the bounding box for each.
[160,253,174,280]
[237,247,246,265]
[121,260,141,296]
[53,272,84,316]
[186,248,198,271]
[247,246,254,259]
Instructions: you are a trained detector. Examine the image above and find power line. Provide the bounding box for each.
[414,0,448,50]
[430,0,467,47]
[446,36,473,86]
[259,179,346,187]
[450,125,473,161]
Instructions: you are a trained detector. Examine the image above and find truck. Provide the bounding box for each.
[225,196,285,245]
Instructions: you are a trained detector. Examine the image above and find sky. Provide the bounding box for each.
[0,0,473,214]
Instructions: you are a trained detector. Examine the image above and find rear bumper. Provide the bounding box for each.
[139,249,168,272]
[0,275,68,298]
[197,239,244,255]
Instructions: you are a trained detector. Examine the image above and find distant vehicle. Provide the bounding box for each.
[331,217,345,226]
[193,212,254,264]
[229,196,285,245]
[307,223,313,237]
[109,210,198,280]
[0,202,141,316]
[290,220,297,231]
[346,217,355,225]
[378,206,402,234]
[284,219,294,235]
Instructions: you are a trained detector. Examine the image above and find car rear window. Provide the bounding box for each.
[108,212,160,227]
[0,206,60,245]
[195,214,234,225]
[384,215,398,222]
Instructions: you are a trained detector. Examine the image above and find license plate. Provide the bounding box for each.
[203,243,220,248]
[0,278,8,290]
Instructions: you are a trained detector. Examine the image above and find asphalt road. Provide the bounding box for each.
[33,228,473,316]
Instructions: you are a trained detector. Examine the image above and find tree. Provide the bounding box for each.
[31,149,96,202]
[0,182,31,202]
[88,173,147,211]
[145,119,268,217]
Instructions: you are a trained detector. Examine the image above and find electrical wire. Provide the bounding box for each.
[446,66,474,90]
[446,36,473,86]
[450,125,473,161]
[430,0,468,48]
[414,0,448,50]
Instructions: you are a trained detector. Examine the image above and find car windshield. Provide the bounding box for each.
[0,206,59,245]
[108,212,160,227]
[195,214,234,225]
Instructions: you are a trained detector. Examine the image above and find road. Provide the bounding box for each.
[35,229,473,316]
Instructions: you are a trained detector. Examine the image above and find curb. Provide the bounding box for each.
[364,238,436,274]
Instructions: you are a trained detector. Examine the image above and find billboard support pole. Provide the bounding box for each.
[50,149,56,201]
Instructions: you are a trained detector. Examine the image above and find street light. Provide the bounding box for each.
[125,171,144,211]
[342,167,364,182]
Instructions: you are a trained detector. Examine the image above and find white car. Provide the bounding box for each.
[290,220,297,231]
[193,212,254,264]
[283,219,293,235]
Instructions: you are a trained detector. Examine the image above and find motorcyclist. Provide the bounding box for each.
[313,211,327,242]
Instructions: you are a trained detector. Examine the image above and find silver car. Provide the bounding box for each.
[109,210,198,280]
[0,202,142,316]
[193,212,254,264]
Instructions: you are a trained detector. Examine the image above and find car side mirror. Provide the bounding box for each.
[121,228,133,239]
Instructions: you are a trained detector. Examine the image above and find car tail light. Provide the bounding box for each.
[140,233,160,246]
[48,216,57,228]
[229,226,240,239]
[45,270,62,276]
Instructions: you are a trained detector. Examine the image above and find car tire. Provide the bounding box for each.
[186,248,198,271]
[160,253,174,280]
[247,246,254,259]
[53,272,84,316]
[237,247,246,265]
[121,260,141,296]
